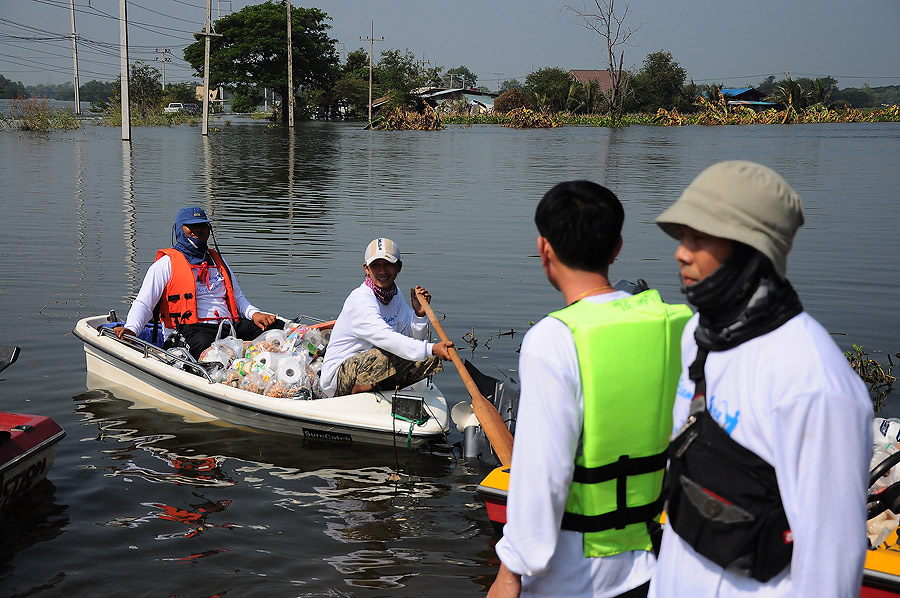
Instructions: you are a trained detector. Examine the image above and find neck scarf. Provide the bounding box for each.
[173,224,209,266]
[683,245,803,351]
[365,275,398,306]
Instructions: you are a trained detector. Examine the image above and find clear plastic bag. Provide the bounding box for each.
[199,344,237,368]
[264,379,312,400]
[239,372,267,394]
[302,328,327,359]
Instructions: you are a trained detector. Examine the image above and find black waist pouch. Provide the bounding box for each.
[665,406,793,582]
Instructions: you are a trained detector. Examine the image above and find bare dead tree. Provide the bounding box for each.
[563,0,641,119]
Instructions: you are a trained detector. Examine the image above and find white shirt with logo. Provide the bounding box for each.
[649,311,872,598]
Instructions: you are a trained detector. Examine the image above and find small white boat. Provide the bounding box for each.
[73,314,450,448]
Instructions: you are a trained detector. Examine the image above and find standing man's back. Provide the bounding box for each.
[488,181,690,598]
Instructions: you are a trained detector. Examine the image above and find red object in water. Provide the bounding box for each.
[0,411,66,509]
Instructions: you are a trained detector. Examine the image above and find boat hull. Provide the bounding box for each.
[477,466,900,595]
[74,315,449,448]
[0,412,66,509]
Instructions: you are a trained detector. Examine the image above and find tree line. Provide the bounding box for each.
[3,0,898,119]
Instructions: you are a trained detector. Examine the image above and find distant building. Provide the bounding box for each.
[371,87,499,115]
[568,70,621,94]
[711,87,779,110]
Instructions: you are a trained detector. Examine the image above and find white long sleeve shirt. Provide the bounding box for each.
[123,254,260,338]
[320,282,432,397]
[649,312,872,598]
[495,291,657,598]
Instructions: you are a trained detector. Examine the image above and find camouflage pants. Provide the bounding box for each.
[335,347,443,396]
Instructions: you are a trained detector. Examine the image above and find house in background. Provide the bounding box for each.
[371,87,499,115]
[718,87,779,110]
[568,70,620,95]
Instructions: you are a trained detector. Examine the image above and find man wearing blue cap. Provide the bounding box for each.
[114,207,278,358]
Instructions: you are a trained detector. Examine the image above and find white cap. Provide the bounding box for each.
[364,238,400,265]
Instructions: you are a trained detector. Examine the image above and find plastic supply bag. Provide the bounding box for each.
[239,372,267,394]
[302,329,327,360]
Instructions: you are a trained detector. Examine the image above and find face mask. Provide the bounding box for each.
[172,222,209,265]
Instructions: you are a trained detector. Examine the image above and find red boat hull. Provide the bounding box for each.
[0,412,66,508]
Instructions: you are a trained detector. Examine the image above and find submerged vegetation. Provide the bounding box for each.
[846,345,898,412]
[655,93,900,126]
[0,97,79,131]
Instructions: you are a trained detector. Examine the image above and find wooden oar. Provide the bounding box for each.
[416,290,514,466]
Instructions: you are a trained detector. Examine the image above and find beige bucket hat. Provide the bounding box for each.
[656,160,804,279]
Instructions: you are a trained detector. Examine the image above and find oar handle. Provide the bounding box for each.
[416,290,514,466]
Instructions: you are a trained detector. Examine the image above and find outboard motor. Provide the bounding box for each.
[452,360,518,465]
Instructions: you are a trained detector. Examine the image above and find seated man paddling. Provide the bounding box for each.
[320,238,453,397]
[114,207,280,358]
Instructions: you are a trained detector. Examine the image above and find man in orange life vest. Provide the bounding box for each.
[113,207,279,358]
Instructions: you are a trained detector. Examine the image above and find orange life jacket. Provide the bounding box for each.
[155,248,239,328]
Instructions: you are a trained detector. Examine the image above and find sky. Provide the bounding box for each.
[2,0,899,90]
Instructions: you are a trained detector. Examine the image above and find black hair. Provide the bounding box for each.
[534,180,625,273]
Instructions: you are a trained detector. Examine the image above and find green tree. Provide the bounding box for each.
[446,65,477,88]
[80,79,116,103]
[107,61,165,117]
[330,77,369,117]
[499,79,522,93]
[183,1,338,124]
[756,75,778,96]
[374,49,422,107]
[0,74,29,98]
[162,82,198,106]
[524,67,573,112]
[630,50,687,111]
[343,48,369,80]
[807,77,837,107]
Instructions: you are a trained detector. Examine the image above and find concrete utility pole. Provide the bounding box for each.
[154,49,172,89]
[286,1,294,128]
[359,21,382,127]
[69,0,80,114]
[118,0,130,141]
[197,0,221,136]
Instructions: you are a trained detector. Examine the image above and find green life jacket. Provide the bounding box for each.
[550,290,691,558]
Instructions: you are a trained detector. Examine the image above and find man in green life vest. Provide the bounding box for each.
[488,181,691,598]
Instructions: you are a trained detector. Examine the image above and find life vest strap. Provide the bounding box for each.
[572,450,668,484]
[561,498,663,533]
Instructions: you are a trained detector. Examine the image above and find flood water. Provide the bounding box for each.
[1,118,899,596]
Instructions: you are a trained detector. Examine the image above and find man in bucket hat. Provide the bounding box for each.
[114,207,279,358]
[649,161,872,597]
[320,238,453,397]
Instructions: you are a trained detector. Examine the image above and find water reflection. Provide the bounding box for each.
[108,493,234,540]
[0,483,69,564]
[122,140,139,297]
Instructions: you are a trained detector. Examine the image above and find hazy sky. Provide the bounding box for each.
[2,0,898,90]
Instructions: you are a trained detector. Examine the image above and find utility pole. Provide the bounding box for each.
[216,0,224,104]
[417,52,430,77]
[154,49,172,89]
[197,0,221,136]
[286,1,294,128]
[69,0,80,114]
[118,0,130,141]
[494,72,503,93]
[359,21,382,127]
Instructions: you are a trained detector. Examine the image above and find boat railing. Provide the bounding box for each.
[95,326,217,384]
